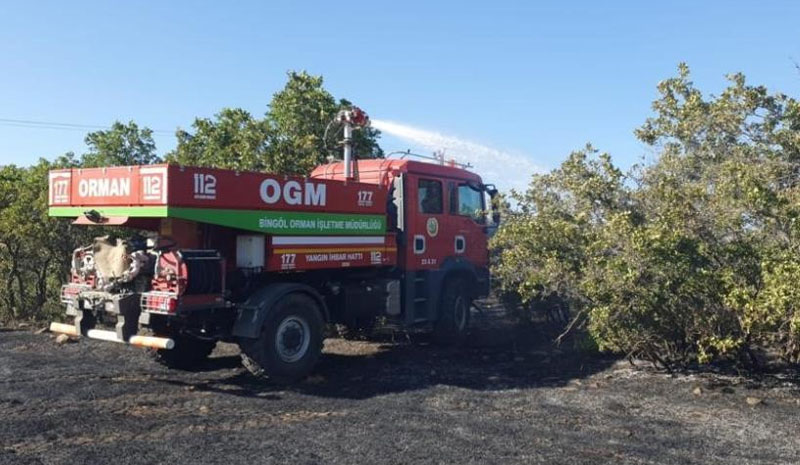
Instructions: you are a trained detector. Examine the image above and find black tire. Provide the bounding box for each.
[151,335,216,369]
[238,293,324,384]
[433,278,471,346]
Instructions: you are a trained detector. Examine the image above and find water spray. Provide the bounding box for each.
[371,119,543,192]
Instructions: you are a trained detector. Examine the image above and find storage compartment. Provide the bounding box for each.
[342,280,399,321]
[236,235,265,268]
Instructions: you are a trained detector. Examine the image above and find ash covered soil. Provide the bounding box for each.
[1,304,799,465]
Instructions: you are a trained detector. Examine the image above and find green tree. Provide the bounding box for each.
[491,145,626,329]
[265,70,338,173]
[0,159,91,321]
[169,108,273,171]
[618,63,800,364]
[493,64,800,367]
[82,121,160,167]
[168,71,382,174]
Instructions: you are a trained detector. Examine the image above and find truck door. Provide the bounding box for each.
[447,181,489,270]
[408,176,447,271]
[400,174,454,324]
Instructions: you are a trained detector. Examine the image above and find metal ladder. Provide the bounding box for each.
[411,271,430,324]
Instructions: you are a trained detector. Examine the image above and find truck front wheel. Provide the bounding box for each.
[238,293,324,384]
[433,278,471,346]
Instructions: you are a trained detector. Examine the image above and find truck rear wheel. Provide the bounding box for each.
[150,335,216,369]
[238,293,324,384]
[433,278,471,346]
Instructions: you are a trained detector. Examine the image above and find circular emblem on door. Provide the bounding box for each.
[426,217,439,237]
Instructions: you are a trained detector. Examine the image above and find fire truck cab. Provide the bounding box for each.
[311,158,493,327]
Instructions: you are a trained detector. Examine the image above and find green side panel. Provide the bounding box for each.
[168,207,386,235]
[49,206,169,217]
[49,205,386,235]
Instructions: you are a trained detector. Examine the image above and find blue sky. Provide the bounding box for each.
[1,1,799,189]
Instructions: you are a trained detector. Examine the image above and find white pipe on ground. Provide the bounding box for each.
[85,329,119,343]
[129,335,175,350]
[49,322,78,336]
[49,322,175,350]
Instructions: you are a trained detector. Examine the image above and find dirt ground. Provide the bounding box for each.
[1,304,799,465]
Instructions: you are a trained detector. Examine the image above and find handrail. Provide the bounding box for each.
[385,150,473,169]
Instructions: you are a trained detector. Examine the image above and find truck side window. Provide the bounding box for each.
[418,179,443,214]
[449,182,458,214]
[457,183,485,223]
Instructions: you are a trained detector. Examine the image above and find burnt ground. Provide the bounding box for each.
[1,303,799,465]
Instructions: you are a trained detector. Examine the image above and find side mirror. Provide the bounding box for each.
[484,184,500,226]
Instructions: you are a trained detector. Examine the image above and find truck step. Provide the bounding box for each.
[49,322,175,350]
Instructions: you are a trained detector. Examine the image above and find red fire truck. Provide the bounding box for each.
[48,111,498,383]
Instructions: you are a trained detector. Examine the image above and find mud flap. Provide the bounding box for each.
[232,283,328,339]
[114,293,141,342]
[72,293,140,341]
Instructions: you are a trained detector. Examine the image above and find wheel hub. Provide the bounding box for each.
[275,316,311,363]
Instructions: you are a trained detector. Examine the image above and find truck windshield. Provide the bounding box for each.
[457,184,485,223]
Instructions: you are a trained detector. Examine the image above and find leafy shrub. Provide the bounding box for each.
[492,64,800,368]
